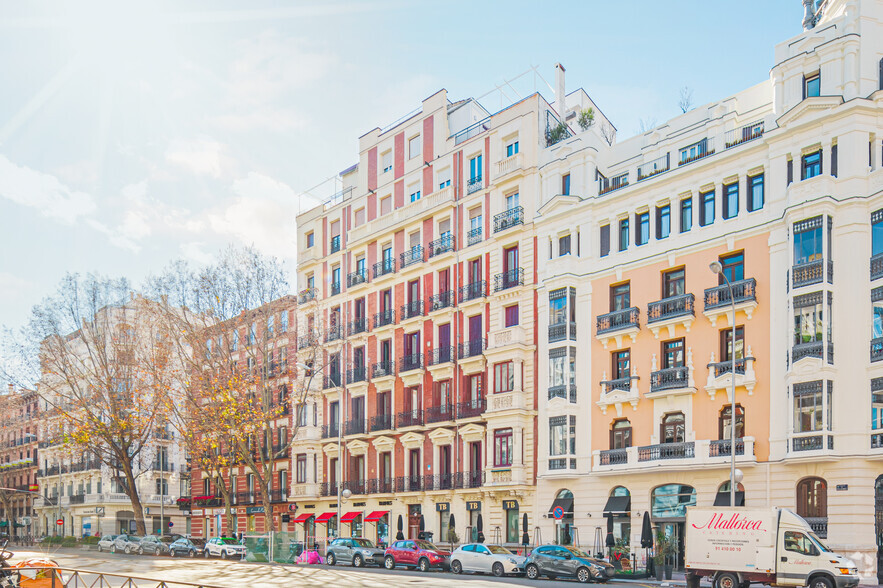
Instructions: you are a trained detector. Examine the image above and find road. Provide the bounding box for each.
[6,547,665,588]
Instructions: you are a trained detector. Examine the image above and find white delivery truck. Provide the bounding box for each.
[684,507,859,588]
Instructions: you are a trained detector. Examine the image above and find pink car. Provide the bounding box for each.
[383,539,450,572]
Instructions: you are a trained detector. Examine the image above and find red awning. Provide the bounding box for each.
[364,510,389,523]
[340,511,362,524]
[315,512,337,524]
[291,512,315,524]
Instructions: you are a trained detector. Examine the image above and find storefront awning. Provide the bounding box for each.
[340,511,361,524]
[713,491,745,507]
[548,497,574,517]
[603,495,631,515]
[315,511,337,524]
[291,512,315,524]
[364,510,388,523]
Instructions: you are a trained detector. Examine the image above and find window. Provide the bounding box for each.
[874,209,883,257]
[380,195,392,215]
[600,224,610,257]
[248,323,257,346]
[618,218,629,252]
[280,311,288,333]
[700,190,715,226]
[831,143,838,177]
[493,429,513,467]
[408,135,421,160]
[661,412,686,444]
[494,361,514,393]
[719,405,745,439]
[748,174,764,212]
[723,182,738,219]
[409,186,421,203]
[506,141,519,157]
[610,282,630,311]
[469,154,482,181]
[719,252,744,283]
[793,293,825,346]
[680,197,692,232]
[558,234,571,256]
[437,167,451,189]
[720,326,745,362]
[796,477,827,519]
[549,416,576,456]
[656,205,670,239]
[636,212,649,245]
[661,338,685,369]
[505,304,519,327]
[793,216,823,264]
[794,382,825,433]
[662,268,685,298]
[804,73,820,98]
[354,207,366,226]
[610,419,632,449]
[612,350,630,380]
[506,192,519,210]
[562,173,571,196]
[784,531,818,556]
[296,455,307,483]
[381,150,392,174]
[651,484,696,518]
[306,232,314,248]
[802,150,822,180]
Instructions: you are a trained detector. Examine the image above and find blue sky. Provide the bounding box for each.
[0,0,801,332]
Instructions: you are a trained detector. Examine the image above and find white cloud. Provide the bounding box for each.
[85,219,142,253]
[0,155,96,223]
[180,241,213,265]
[164,138,233,178]
[209,109,306,133]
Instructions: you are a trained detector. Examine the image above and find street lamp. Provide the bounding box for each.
[709,261,737,509]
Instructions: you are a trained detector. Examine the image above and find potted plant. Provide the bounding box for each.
[652,531,667,581]
[663,533,677,580]
[577,107,595,131]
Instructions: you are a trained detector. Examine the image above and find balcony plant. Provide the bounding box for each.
[547,122,569,145]
[578,107,595,131]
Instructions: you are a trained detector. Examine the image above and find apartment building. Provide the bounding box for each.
[533,0,883,578]
[292,85,607,546]
[189,296,297,537]
[0,385,40,537]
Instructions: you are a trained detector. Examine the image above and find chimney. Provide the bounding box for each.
[555,63,566,120]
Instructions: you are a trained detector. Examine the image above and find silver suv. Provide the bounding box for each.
[326,537,385,567]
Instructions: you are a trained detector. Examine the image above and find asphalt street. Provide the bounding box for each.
[6,547,666,588]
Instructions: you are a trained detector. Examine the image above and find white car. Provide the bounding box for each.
[450,543,526,577]
[203,537,246,559]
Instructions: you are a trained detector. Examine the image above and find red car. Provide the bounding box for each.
[383,539,450,572]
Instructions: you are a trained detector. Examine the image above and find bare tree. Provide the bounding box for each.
[599,122,616,146]
[639,117,659,134]
[678,86,694,113]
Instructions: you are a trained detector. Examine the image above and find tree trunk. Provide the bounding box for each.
[221,484,234,536]
[259,485,274,534]
[121,462,147,536]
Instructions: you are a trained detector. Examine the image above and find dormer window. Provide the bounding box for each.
[804,73,820,98]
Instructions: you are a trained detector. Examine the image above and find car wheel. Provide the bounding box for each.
[124,546,132,555]
[526,564,539,580]
[418,557,430,572]
[155,547,161,556]
[716,573,740,588]
[97,545,103,552]
[137,547,143,555]
[493,562,505,577]
[577,567,591,584]
[170,549,176,558]
[327,552,336,566]
[353,554,363,568]
[809,577,834,588]
[451,560,462,574]
[204,549,210,558]
[384,555,395,570]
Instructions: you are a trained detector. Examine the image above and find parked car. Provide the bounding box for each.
[111,534,144,555]
[204,536,246,559]
[326,537,386,567]
[168,537,206,558]
[138,535,175,556]
[383,539,450,572]
[524,545,615,583]
[450,543,526,577]
[96,535,118,552]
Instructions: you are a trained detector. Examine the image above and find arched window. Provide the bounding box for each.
[610,419,632,449]
[717,481,745,493]
[651,484,696,518]
[556,489,573,500]
[611,486,630,497]
[719,405,745,439]
[796,477,827,518]
[661,412,685,444]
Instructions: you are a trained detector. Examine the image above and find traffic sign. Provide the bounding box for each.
[552,506,564,520]
[55,519,64,526]
[169,522,174,528]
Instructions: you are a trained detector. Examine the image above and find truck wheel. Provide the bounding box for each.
[809,576,834,588]
[715,572,740,588]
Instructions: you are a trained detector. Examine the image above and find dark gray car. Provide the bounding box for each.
[326,537,385,567]
[525,545,615,583]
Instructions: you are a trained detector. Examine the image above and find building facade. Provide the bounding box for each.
[0,385,40,538]
[532,0,883,580]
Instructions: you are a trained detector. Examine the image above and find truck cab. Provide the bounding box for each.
[775,510,857,588]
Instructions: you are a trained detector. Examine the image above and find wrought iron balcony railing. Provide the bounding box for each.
[401,300,424,320]
[467,227,482,246]
[791,259,832,288]
[429,290,454,311]
[649,366,689,391]
[456,397,485,419]
[425,403,455,424]
[459,281,486,302]
[373,309,395,329]
[467,175,483,194]
[599,448,629,466]
[400,353,423,372]
[647,293,695,323]
[373,258,396,279]
[371,360,395,379]
[708,439,745,457]
[345,419,365,435]
[458,338,486,359]
[347,317,368,336]
[637,442,695,461]
[346,269,369,288]
[330,235,341,253]
[397,409,423,428]
[298,288,317,305]
[346,366,367,383]
[494,268,524,292]
[324,324,343,342]
[428,234,455,257]
[369,414,393,433]
[596,307,640,335]
[400,246,425,269]
[493,206,524,233]
[704,278,757,310]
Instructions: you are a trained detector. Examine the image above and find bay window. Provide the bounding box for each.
[493,428,513,467]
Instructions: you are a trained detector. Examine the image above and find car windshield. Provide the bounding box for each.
[352,538,375,548]
[129,536,144,541]
[565,546,591,558]
[220,538,240,545]
[414,540,438,551]
[487,545,512,555]
[160,537,175,543]
[190,539,205,546]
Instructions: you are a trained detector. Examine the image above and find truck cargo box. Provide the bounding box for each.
[685,508,777,574]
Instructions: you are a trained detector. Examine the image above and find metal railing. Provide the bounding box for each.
[708,358,748,377]
[647,293,695,323]
[791,259,832,288]
[650,366,689,391]
[599,448,629,466]
[724,121,764,149]
[297,332,318,350]
[637,442,695,461]
[373,309,395,328]
[401,300,424,320]
[425,404,455,424]
[429,234,455,257]
[873,338,883,363]
[371,360,395,379]
[704,278,757,309]
[467,175,483,194]
[792,435,829,451]
[872,253,883,281]
[429,290,454,311]
[399,353,423,372]
[428,346,454,366]
[297,287,317,304]
[346,366,367,383]
[467,226,482,246]
[494,268,524,292]
[601,377,633,394]
[346,269,368,288]
[366,477,394,494]
[369,414,393,433]
[456,398,485,419]
[330,281,341,296]
[599,172,628,195]
[596,307,639,335]
[330,235,341,253]
[458,338,486,359]
[453,117,491,145]
[320,424,339,439]
[679,137,715,166]
[0,567,227,588]
[637,153,670,181]
[548,322,576,343]
[709,439,746,457]
[347,317,368,336]
[459,281,486,302]
[493,206,524,233]
[792,341,824,363]
[397,408,423,428]
[373,258,396,279]
[400,246,424,268]
[324,324,343,343]
[345,419,365,435]
[395,475,424,493]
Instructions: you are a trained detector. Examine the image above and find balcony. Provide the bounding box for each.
[400,353,423,372]
[235,492,257,505]
[369,414,393,433]
[678,137,714,166]
[269,489,288,503]
[703,278,758,326]
[371,360,395,379]
[373,258,396,279]
[595,307,640,348]
[342,480,365,496]
[494,268,524,292]
[467,227,482,246]
[395,475,424,493]
[791,340,832,364]
[298,288,317,305]
[345,419,365,436]
[791,434,833,452]
[872,253,883,281]
[873,338,883,363]
[804,517,828,539]
[650,366,690,392]
[467,175,483,195]
[601,377,634,394]
[397,409,423,428]
[548,385,575,402]
[330,281,341,297]
[597,374,640,416]
[373,309,395,329]
[324,325,343,343]
[428,346,454,366]
[647,293,695,337]
[493,207,524,233]
[428,234,455,258]
[638,442,695,461]
[330,235,341,254]
[494,153,523,180]
[347,318,368,336]
[708,439,745,457]
[297,332,318,350]
[346,366,367,383]
[400,246,424,269]
[637,153,670,182]
[548,322,576,343]
[366,477,394,494]
[594,438,756,470]
[429,290,454,312]
[346,269,369,288]
[599,172,628,195]
[706,356,757,398]
[459,281,486,302]
[791,259,832,288]
[724,121,764,149]
[319,482,338,497]
[458,338,486,360]
[320,424,339,439]
[400,300,424,321]
[69,494,85,505]
[599,449,628,466]
[425,404,455,424]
